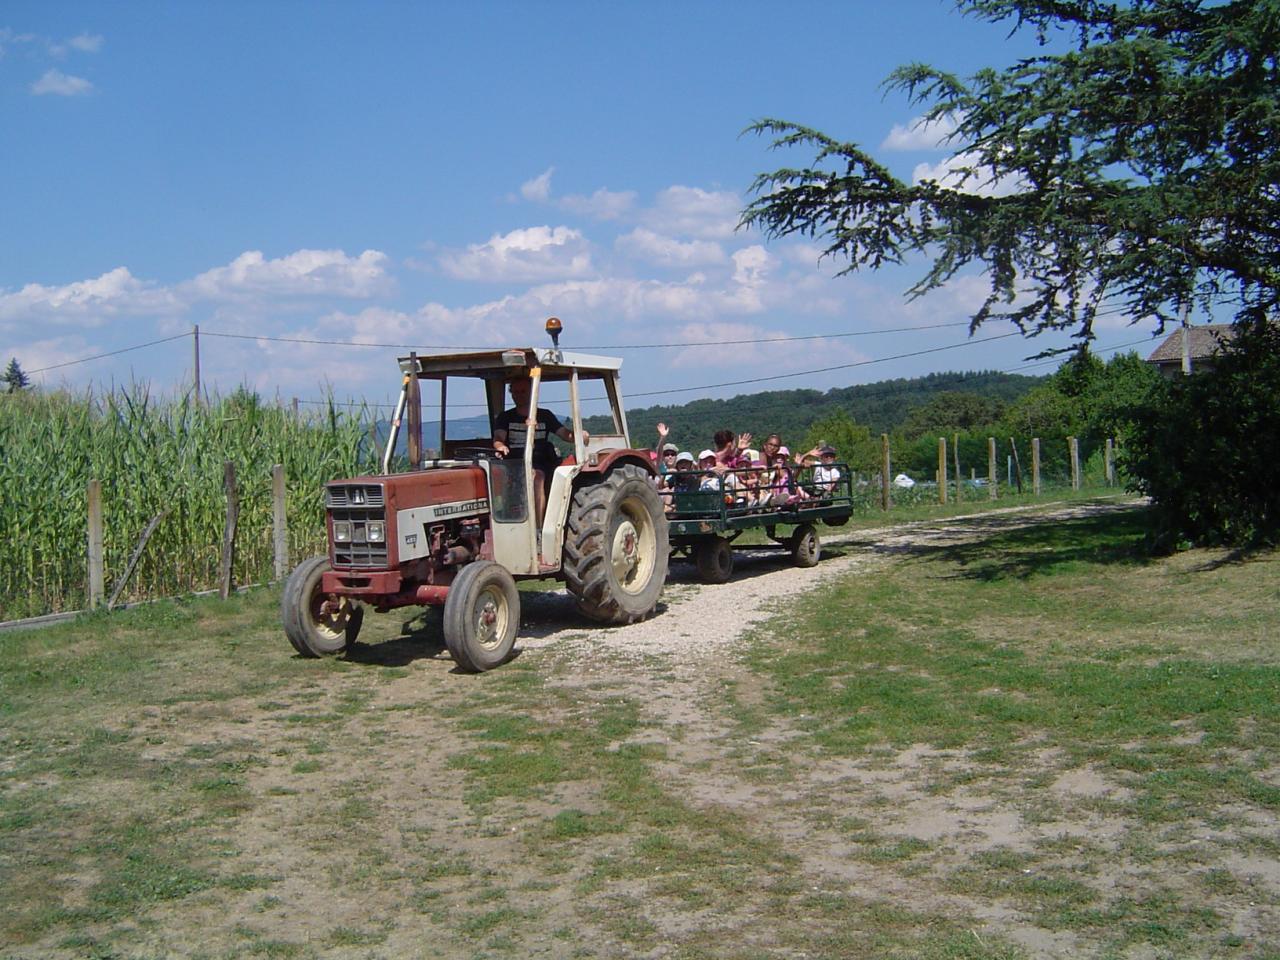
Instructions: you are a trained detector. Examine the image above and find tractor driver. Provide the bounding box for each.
[492,376,587,527]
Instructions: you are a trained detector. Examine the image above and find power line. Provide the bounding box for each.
[294,330,1026,411]
[27,333,190,375]
[199,321,979,351]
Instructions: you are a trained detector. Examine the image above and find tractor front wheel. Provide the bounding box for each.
[564,464,669,623]
[443,561,520,672]
[282,556,363,657]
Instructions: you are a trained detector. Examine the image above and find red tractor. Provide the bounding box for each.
[282,319,668,671]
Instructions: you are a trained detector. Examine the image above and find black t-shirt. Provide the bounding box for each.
[493,406,565,469]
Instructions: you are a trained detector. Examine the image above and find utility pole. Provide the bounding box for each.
[193,324,202,403]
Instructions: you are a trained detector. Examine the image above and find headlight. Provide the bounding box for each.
[333,520,352,542]
[366,521,385,543]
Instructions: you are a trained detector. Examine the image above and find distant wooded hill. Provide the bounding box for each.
[586,370,1044,453]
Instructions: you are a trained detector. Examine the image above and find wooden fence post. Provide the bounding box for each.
[988,437,998,500]
[220,461,239,599]
[953,433,961,503]
[1069,436,1081,490]
[881,434,891,511]
[272,463,288,582]
[1032,438,1041,495]
[1009,438,1024,494]
[87,479,104,610]
[938,437,947,504]
[1105,438,1115,486]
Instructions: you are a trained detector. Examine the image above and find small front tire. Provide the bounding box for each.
[694,537,734,584]
[790,524,820,568]
[282,556,363,657]
[443,561,520,673]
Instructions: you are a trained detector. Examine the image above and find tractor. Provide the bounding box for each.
[281,318,669,671]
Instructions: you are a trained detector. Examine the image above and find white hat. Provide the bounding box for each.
[698,449,716,461]
[675,451,695,464]
[743,448,760,461]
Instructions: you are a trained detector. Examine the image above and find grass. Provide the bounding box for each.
[0,502,1276,958]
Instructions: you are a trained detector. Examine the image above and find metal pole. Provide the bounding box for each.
[193,324,201,404]
[1180,299,1193,375]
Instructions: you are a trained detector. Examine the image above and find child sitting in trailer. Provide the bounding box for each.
[811,444,842,496]
[765,446,810,505]
[738,458,771,509]
[697,449,724,491]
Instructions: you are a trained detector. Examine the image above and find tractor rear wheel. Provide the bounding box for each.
[282,556,363,657]
[564,464,668,624]
[443,560,520,672]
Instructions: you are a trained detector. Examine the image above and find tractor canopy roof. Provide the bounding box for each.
[398,347,622,381]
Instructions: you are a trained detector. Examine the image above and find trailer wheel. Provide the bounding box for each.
[790,524,821,568]
[564,464,669,624]
[282,556,363,657]
[442,561,519,672]
[694,536,734,584]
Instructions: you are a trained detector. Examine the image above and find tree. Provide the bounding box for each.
[800,410,879,474]
[3,358,30,393]
[901,391,1004,439]
[743,1,1280,347]
[1123,321,1280,546]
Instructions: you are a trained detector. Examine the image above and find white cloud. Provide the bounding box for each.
[186,249,392,300]
[438,226,593,282]
[0,28,37,58]
[616,228,725,268]
[913,152,1027,198]
[31,69,93,96]
[521,168,554,202]
[0,267,178,329]
[731,246,771,287]
[559,187,636,221]
[67,33,103,53]
[640,186,741,239]
[881,114,958,151]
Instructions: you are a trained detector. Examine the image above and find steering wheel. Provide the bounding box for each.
[453,446,497,460]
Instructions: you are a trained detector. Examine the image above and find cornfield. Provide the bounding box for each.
[0,386,376,620]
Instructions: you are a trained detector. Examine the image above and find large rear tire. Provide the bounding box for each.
[564,464,669,624]
[443,561,520,672]
[282,556,363,657]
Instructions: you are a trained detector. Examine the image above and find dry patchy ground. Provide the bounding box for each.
[2,500,1277,959]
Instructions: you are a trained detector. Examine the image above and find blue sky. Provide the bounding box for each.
[1,1,1160,417]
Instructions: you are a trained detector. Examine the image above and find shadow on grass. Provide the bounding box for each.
[343,609,449,667]
[901,505,1156,581]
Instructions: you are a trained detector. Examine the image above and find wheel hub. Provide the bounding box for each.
[612,520,640,586]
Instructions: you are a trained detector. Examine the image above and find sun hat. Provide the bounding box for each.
[819,443,837,456]
[776,445,791,457]
[698,449,716,461]
[662,442,679,453]
[676,451,695,464]
[743,448,760,461]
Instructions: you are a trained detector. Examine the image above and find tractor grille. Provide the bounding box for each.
[326,484,385,508]
[327,483,388,568]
